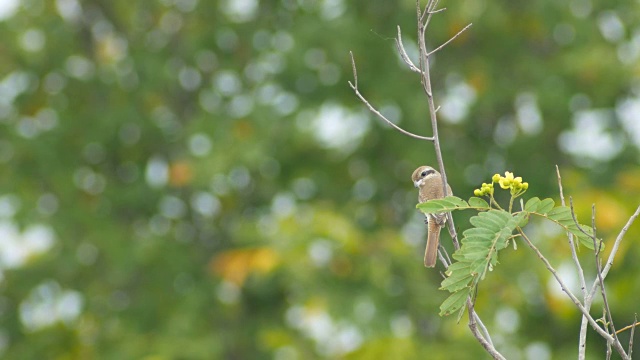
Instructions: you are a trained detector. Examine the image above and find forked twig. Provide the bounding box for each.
[467,300,504,360]
[517,229,623,346]
[556,199,630,358]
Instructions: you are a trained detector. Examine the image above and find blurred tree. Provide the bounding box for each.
[0,0,638,359]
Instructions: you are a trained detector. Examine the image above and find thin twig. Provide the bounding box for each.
[616,319,639,335]
[557,166,589,360]
[583,205,640,299]
[569,198,625,356]
[348,52,434,141]
[395,26,422,73]
[467,300,505,360]
[589,204,620,342]
[580,204,640,360]
[438,243,452,266]
[601,204,640,280]
[556,166,586,296]
[350,51,358,88]
[474,311,494,347]
[427,23,473,56]
[628,315,637,358]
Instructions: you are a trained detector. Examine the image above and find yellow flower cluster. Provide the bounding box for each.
[495,171,528,192]
[474,171,528,197]
[473,182,494,197]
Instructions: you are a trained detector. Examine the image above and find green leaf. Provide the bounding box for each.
[440,272,475,292]
[524,197,540,212]
[463,227,497,238]
[468,197,490,209]
[439,208,522,316]
[547,206,573,221]
[531,205,600,251]
[439,287,471,317]
[537,198,555,214]
[416,196,469,214]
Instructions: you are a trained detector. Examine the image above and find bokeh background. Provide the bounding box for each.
[1,0,640,358]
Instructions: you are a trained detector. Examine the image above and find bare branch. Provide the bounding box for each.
[519,227,630,357]
[584,205,640,305]
[616,319,639,335]
[348,52,434,141]
[422,0,440,31]
[556,166,586,296]
[601,204,640,279]
[473,312,494,348]
[467,300,505,360]
[427,23,473,56]
[589,204,620,343]
[580,204,640,360]
[437,243,452,267]
[395,26,422,73]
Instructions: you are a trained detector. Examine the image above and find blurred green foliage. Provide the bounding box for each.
[0,0,639,359]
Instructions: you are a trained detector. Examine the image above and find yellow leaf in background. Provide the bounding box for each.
[617,169,640,192]
[210,247,280,286]
[592,192,626,231]
[169,161,193,187]
[251,248,279,273]
[233,120,254,140]
[570,188,628,232]
[96,34,126,64]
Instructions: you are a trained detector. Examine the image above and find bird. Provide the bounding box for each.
[411,165,452,267]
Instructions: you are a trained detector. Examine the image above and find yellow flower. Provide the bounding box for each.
[492,174,501,183]
[474,189,482,196]
[498,171,513,189]
[522,182,529,190]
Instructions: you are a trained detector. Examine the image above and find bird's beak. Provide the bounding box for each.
[413,180,420,188]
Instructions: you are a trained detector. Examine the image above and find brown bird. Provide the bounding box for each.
[411,165,452,267]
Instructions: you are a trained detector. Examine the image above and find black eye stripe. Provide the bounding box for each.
[421,169,435,177]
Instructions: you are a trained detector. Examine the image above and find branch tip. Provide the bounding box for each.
[349,51,358,88]
[427,23,473,57]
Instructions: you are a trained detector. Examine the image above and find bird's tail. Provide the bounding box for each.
[425,219,442,267]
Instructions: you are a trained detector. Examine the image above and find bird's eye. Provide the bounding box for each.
[421,171,428,176]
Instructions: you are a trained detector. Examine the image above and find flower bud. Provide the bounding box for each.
[499,178,510,189]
